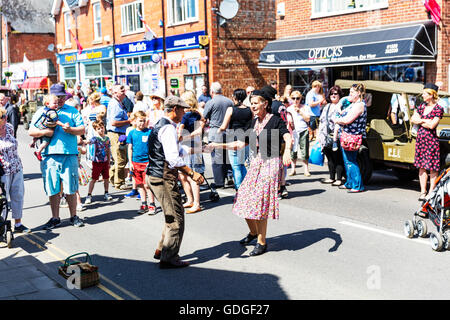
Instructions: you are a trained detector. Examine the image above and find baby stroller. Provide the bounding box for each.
[0,171,13,248]
[404,167,450,251]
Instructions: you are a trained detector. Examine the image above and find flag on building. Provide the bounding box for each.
[137,11,157,40]
[424,0,441,25]
[69,29,83,54]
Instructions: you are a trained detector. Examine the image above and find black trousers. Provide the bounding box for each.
[322,146,345,181]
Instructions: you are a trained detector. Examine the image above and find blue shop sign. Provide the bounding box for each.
[58,46,113,65]
[115,30,206,58]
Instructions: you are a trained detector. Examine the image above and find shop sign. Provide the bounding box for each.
[58,46,113,65]
[170,78,179,88]
[114,31,206,58]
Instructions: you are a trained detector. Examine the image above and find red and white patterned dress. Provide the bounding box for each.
[232,114,284,220]
[414,103,444,172]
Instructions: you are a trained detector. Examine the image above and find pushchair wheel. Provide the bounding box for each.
[404,220,415,238]
[416,219,428,238]
[209,192,220,202]
[430,232,444,251]
[6,230,12,248]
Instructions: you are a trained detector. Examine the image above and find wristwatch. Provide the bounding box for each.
[188,170,194,177]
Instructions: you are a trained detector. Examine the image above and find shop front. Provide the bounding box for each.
[114,30,208,97]
[57,46,114,90]
[259,21,436,96]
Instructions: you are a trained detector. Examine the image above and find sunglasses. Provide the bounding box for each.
[292,97,301,100]
[330,92,339,96]
[0,115,6,119]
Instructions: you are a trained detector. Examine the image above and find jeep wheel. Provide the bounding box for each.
[357,146,372,184]
[393,168,417,182]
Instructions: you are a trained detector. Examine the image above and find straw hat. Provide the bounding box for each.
[150,91,165,101]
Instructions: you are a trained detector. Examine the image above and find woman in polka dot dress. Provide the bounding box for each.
[411,83,444,201]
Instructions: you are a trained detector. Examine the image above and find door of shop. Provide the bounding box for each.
[117,75,140,92]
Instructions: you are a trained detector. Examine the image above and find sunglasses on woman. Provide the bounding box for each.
[292,97,301,100]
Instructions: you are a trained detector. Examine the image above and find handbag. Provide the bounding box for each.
[339,131,362,152]
[323,104,334,149]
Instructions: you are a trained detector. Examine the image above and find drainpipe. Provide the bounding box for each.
[161,0,167,95]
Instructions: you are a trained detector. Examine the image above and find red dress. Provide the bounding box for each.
[414,103,444,171]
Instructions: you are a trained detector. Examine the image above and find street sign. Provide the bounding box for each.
[170,78,179,88]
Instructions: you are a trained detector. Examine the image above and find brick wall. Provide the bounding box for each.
[209,0,277,97]
[275,0,449,91]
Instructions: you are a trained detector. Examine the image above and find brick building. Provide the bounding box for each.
[52,0,277,98]
[259,0,449,95]
[1,0,57,92]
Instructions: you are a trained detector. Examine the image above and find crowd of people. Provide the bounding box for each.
[0,77,445,268]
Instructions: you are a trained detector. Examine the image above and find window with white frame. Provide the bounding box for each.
[64,12,71,45]
[93,2,102,41]
[121,1,144,35]
[168,0,198,25]
[312,0,388,18]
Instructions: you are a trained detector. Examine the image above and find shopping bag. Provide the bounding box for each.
[308,141,324,166]
[78,162,91,186]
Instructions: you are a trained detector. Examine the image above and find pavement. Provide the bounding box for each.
[0,245,90,300]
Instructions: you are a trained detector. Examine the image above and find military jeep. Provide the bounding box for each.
[335,79,450,183]
[21,92,45,130]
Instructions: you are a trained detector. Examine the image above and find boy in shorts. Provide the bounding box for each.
[126,111,156,214]
[30,94,65,161]
[84,120,113,204]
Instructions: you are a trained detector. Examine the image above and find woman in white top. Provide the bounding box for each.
[287,91,311,177]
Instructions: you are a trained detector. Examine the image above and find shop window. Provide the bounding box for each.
[93,2,102,41]
[102,61,113,76]
[168,0,198,25]
[85,63,101,77]
[121,1,144,35]
[64,66,77,79]
[184,74,206,98]
[288,68,329,99]
[312,0,388,18]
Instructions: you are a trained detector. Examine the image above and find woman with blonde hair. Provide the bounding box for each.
[283,84,294,106]
[411,83,444,202]
[305,80,326,141]
[83,91,107,140]
[178,90,206,213]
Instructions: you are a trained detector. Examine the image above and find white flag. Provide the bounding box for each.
[22,54,32,72]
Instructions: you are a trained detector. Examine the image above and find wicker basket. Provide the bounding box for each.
[58,252,99,289]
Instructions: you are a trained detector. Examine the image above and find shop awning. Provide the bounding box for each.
[21,77,48,90]
[258,21,437,69]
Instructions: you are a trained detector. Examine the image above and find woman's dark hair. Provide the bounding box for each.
[232,88,247,106]
[326,85,344,103]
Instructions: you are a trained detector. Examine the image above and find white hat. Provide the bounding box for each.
[150,91,165,100]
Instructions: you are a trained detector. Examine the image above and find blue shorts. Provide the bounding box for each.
[41,154,79,196]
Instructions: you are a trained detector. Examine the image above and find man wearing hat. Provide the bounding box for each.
[28,83,86,229]
[146,96,204,269]
[99,87,111,108]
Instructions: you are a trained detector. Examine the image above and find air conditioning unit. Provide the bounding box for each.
[56,43,63,49]
[104,35,110,42]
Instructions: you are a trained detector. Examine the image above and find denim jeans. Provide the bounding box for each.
[341,148,364,191]
[228,146,249,190]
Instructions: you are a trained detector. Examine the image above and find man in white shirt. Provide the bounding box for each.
[146,96,204,269]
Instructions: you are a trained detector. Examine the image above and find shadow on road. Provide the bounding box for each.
[182,228,342,265]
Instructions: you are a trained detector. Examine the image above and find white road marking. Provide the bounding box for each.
[339,220,430,246]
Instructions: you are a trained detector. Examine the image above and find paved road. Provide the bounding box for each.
[10,125,450,300]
